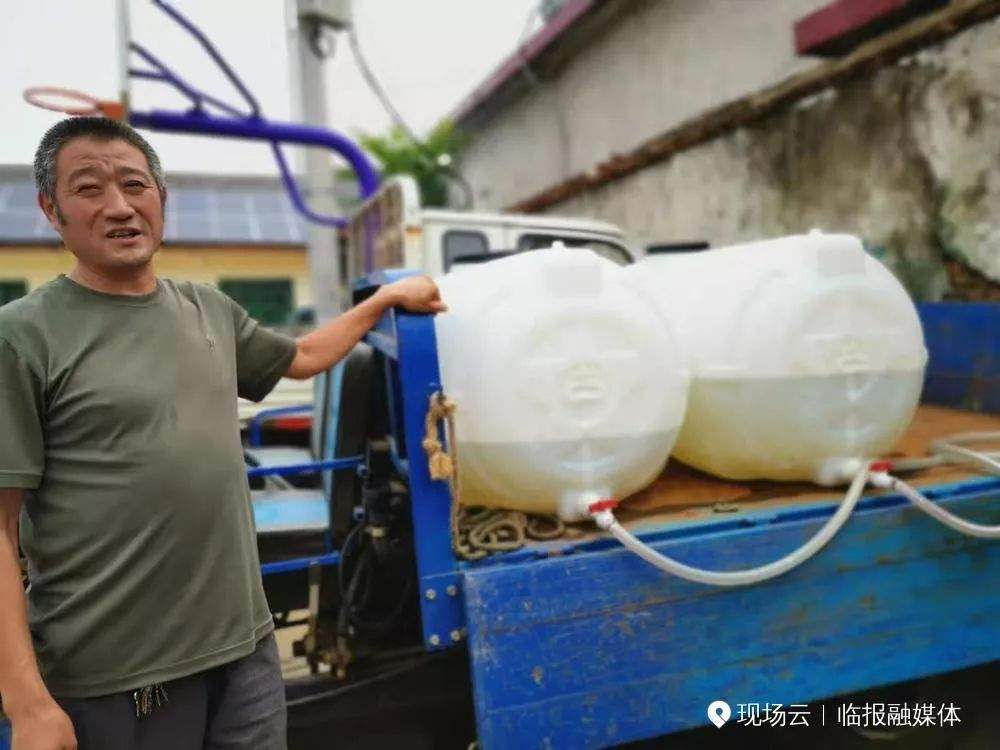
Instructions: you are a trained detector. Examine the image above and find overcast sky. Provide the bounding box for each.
[1,0,539,174]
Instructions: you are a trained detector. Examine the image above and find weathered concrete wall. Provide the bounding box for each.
[460,0,827,210]
[538,16,1000,300]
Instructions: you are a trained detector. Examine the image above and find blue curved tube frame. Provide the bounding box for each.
[128,1,380,227]
[129,109,379,227]
[246,457,362,479]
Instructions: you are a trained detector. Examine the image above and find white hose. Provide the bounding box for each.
[931,430,1000,450]
[591,464,871,587]
[593,431,1000,583]
[876,472,1000,539]
[932,443,1000,474]
[886,454,945,472]
[931,431,1000,475]
[877,430,1000,538]
[890,450,1000,473]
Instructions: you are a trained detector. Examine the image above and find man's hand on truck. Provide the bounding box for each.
[380,275,448,315]
[286,275,447,379]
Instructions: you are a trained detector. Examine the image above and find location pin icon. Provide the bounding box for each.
[707,700,731,729]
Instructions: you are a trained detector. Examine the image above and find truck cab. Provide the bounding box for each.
[344,176,633,284]
[241,177,632,430]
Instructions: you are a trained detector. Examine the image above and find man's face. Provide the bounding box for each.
[39,137,165,274]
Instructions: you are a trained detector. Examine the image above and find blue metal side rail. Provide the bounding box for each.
[245,396,362,576]
[359,271,465,648]
[247,457,362,480]
[918,302,999,413]
[260,552,340,577]
[464,479,1000,748]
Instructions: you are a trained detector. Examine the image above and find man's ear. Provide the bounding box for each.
[37,192,62,230]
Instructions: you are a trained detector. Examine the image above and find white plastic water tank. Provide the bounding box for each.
[627,232,927,485]
[434,245,690,520]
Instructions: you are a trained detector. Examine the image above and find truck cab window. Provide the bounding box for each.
[443,230,490,271]
[517,234,633,265]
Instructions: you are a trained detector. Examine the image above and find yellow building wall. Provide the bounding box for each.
[0,244,312,307]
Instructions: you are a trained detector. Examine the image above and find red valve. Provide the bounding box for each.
[587,498,620,513]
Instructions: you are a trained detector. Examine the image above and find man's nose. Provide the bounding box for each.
[103,186,135,219]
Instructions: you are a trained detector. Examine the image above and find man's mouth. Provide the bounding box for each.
[106,228,142,240]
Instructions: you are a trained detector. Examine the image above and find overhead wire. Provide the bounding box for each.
[346,25,474,209]
[873,430,1000,539]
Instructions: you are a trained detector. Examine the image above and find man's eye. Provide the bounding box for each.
[77,185,100,194]
[124,181,146,189]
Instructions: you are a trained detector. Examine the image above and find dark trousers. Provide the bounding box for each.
[56,633,286,750]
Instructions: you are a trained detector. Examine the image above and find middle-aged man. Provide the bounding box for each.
[0,116,446,750]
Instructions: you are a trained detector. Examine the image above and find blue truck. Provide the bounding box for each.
[4,1,996,743]
[1,234,996,750]
[242,276,998,749]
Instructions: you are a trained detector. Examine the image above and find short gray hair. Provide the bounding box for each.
[33,117,166,202]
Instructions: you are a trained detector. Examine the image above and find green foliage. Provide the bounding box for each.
[353,121,466,208]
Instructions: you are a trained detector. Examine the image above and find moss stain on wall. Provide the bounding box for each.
[546,18,1000,302]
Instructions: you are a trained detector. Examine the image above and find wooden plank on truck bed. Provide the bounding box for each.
[622,405,1000,516]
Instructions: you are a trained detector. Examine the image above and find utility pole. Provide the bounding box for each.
[115,0,131,116]
[285,0,352,322]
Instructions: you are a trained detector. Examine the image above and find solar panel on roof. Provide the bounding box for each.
[217,215,253,239]
[215,192,251,212]
[253,194,288,214]
[34,218,58,239]
[175,214,214,241]
[257,214,298,243]
[0,172,309,245]
[164,213,180,238]
[3,215,43,240]
[172,189,215,212]
[260,192,295,213]
[5,186,38,210]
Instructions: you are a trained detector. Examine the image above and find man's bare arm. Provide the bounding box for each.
[0,487,46,708]
[285,275,446,380]
[0,487,76,749]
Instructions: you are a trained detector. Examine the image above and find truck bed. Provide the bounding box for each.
[539,404,1000,548]
[458,404,999,748]
[357,296,999,748]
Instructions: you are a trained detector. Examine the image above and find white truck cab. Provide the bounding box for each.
[344,176,633,283]
[241,177,632,424]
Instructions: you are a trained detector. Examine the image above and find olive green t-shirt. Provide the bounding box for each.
[0,275,297,697]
